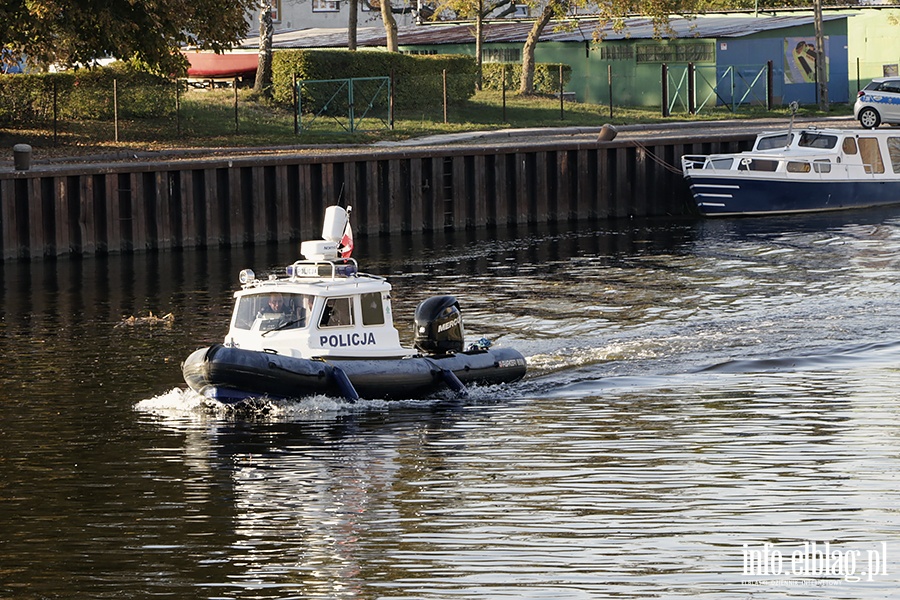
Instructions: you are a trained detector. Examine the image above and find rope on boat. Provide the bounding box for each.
[630,140,684,175]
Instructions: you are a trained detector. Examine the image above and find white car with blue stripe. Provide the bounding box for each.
[855,77,900,128]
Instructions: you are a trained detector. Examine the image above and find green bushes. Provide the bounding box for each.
[0,64,173,124]
[481,63,572,94]
[272,50,477,111]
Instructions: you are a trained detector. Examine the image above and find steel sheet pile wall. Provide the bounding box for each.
[0,135,752,260]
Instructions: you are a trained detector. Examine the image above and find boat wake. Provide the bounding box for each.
[694,339,900,374]
[135,381,523,422]
[529,339,900,399]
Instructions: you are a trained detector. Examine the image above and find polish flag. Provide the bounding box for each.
[339,215,353,258]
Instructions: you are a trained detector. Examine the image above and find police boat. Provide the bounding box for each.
[182,205,527,402]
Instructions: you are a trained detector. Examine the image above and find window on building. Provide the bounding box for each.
[599,45,633,61]
[270,0,282,22]
[313,0,340,12]
[482,48,522,63]
[635,43,714,63]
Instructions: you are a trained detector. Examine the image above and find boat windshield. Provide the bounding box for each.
[798,132,838,149]
[232,292,315,331]
[755,133,793,150]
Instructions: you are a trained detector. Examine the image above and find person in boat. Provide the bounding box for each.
[264,293,293,316]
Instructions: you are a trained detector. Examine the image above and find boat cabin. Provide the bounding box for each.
[684,128,900,179]
[224,260,407,359]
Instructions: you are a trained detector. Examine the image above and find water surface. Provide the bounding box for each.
[2,209,900,598]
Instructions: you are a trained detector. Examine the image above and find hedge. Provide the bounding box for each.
[272,50,477,112]
[0,64,173,124]
[481,63,572,94]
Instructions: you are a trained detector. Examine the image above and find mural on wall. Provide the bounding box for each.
[784,37,829,84]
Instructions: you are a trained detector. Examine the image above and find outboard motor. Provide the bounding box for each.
[414,295,465,355]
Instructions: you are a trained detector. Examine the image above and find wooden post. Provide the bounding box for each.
[233,78,239,133]
[687,63,695,115]
[53,79,58,145]
[559,64,564,120]
[608,64,613,119]
[390,69,395,130]
[292,73,298,135]
[442,69,448,124]
[501,64,507,123]
[661,64,669,117]
[175,79,181,137]
[113,79,119,142]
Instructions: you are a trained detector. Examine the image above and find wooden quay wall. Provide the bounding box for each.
[0,132,755,260]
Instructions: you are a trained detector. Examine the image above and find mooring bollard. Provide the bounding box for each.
[597,124,618,142]
[13,144,32,171]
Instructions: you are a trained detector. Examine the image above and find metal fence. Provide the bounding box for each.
[663,62,774,117]
[297,76,392,134]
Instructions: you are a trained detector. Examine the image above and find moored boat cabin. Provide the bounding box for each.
[685,128,900,178]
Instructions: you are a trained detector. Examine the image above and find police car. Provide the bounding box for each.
[855,77,900,128]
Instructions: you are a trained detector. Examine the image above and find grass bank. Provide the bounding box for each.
[0,87,852,160]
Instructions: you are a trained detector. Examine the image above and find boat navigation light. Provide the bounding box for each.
[239,269,255,284]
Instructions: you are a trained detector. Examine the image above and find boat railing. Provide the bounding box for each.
[286,258,360,280]
[681,155,708,171]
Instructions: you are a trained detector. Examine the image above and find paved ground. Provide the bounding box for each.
[2,115,859,172]
[373,115,858,148]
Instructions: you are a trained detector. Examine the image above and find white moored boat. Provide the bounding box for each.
[182,206,527,402]
[682,126,900,216]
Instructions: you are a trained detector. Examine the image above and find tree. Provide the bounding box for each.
[254,0,275,96]
[0,0,257,75]
[348,0,360,51]
[813,0,829,110]
[379,0,400,52]
[433,0,516,90]
[519,0,569,94]
[518,0,709,94]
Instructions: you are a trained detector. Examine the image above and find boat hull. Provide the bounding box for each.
[687,175,900,217]
[182,344,527,402]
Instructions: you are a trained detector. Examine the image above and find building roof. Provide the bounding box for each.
[242,13,849,50]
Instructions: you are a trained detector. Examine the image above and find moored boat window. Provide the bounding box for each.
[787,161,811,173]
[842,137,858,155]
[798,133,837,149]
[813,160,832,173]
[360,292,385,326]
[738,159,779,172]
[858,138,885,174]
[708,158,734,170]
[888,137,900,174]
[755,134,792,150]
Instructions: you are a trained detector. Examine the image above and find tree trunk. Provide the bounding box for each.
[475,12,483,90]
[348,0,359,51]
[380,0,399,52]
[813,0,829,111]
[519,3,555,95]
[253,0,274,97]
